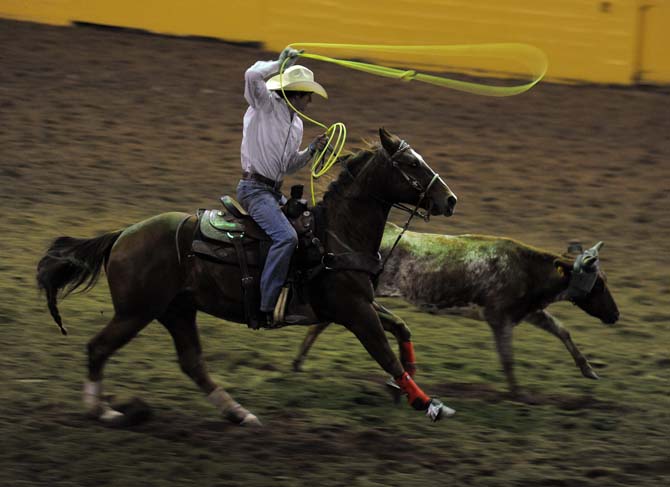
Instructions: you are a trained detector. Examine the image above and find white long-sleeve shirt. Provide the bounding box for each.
[240,60,312,182]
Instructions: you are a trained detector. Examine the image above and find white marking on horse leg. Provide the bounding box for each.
[83,380,125,422]
[83,380,102,413]
[207,387,261,426]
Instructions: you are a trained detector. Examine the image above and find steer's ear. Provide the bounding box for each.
[554,260,572,278]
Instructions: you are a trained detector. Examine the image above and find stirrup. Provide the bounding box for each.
[273,286,290,324]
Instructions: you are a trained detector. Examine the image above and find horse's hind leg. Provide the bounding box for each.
[292,304,415,377]
[158,301,261,426]
[292,323,330,372]
[84,314,152,422]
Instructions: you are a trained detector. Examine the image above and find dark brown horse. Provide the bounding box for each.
[37,129,457,426]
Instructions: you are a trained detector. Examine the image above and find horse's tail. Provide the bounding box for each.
[36,230,124,335]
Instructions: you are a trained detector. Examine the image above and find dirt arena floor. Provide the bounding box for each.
[1,19,669,487]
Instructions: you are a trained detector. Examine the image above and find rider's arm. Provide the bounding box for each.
[284,116,315,175]
[244,60,280,111]
[284,147,313,175]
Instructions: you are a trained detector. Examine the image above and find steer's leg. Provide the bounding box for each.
[486,314,521,397]
[524,310,599,380]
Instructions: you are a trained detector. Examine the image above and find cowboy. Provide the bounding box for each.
[237,47,328,328]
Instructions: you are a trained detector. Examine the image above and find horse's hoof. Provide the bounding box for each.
[292,360,304,372]
[240,413,262,427]
[113,398,153,426]
[101,409,128,427]
[426,398,455,422]
[87,398,152,427]
[582,368,600,380]
[226,403,263,427]
[86,402,127,427]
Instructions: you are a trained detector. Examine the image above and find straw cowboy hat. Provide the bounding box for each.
[266,65,328,99]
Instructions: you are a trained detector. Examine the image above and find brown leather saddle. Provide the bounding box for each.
[192,193,317,265]
[190,185,384,328]
[191,187,323,328]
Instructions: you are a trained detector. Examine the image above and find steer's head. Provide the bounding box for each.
[555,241,619,324]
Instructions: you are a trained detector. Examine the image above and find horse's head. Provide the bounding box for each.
[556,241,620,324]
[377,128,457,217]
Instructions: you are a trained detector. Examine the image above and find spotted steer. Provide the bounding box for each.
[293,223,620,397]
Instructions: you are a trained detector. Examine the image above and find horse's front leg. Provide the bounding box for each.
[374,301,416,377]
[340,299,454,421]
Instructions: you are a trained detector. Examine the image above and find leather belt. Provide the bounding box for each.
[242,171,283,191]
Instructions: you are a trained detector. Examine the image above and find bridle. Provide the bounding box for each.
[344,139,445,220]
[344,139,448,273]
[384,139,443,220]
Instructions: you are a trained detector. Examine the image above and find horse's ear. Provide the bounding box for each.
[379,128,401,154]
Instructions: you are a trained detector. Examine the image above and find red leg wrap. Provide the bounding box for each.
[400,341,417,377]
[395,372,430,410]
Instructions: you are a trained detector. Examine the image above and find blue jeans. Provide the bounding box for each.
[236,180,298,313]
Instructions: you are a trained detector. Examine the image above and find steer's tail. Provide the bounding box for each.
[36,230,123,335]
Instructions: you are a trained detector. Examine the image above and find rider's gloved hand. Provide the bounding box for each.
[278,47,304,69]
[309,133,328,156]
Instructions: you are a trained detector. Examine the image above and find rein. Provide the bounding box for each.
[377,139,443,274]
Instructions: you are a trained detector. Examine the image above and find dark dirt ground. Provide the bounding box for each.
[1,19,669,487]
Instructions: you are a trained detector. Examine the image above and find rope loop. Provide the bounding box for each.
[277,43,548,204]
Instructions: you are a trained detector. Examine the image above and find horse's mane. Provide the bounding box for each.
[316,140,379,206]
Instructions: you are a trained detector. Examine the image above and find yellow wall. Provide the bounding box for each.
[0,0,73,25]
[1,0,668,85]
[71,1,262,43]
[261,1,639,84]
[636,0,670,83]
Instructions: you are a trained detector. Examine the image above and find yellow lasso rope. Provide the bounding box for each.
[279,43,548,204]
[279,58,347,205]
